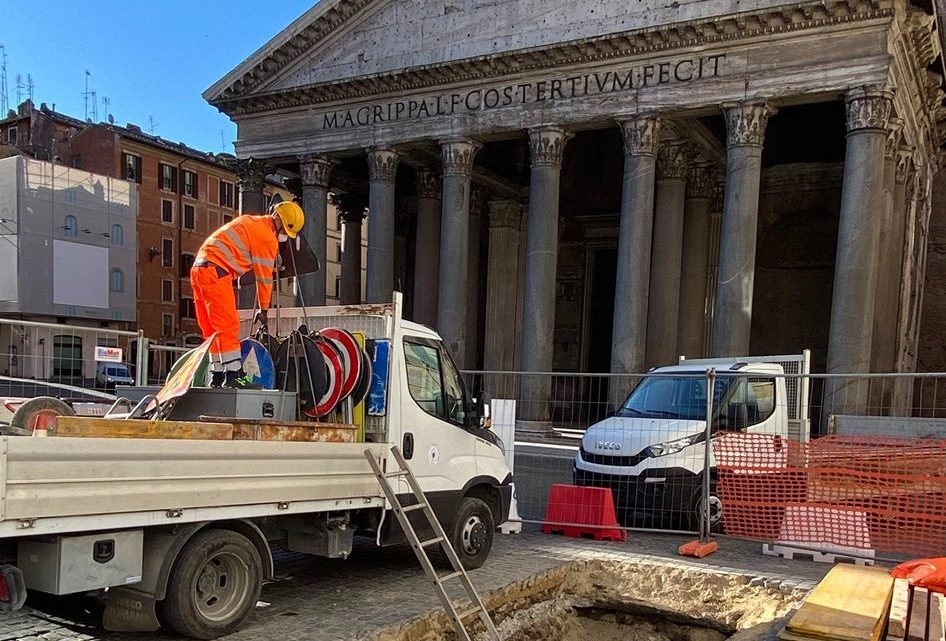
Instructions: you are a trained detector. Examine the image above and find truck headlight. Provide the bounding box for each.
[644,434,701,458]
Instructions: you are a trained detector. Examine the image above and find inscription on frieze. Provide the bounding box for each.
[322,53,728,130]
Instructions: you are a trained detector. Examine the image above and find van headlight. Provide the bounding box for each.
[644,434,701,458]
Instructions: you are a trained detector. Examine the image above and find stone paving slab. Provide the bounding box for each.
[0,530,844,641]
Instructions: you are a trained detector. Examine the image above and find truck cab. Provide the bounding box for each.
[574,353,809,530]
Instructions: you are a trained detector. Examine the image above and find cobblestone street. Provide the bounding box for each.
[0,529,837,641]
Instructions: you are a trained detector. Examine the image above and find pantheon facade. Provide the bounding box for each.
[206,0,946,413]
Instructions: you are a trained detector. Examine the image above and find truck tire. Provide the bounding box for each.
[691,485,723,534]
[162,529,262,639]
[449,497,494,570]
[8,397,74,435]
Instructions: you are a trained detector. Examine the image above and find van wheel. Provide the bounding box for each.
[449,497,494,570]
[162,529,262,639]
[691,486,723,534]
[8,397,74,435]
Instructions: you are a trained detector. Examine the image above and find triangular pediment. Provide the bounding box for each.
[206,0,812,105]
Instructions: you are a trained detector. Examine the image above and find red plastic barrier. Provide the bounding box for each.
[714,433,946,558]
[891,558,946,595]
[541,483,626,542]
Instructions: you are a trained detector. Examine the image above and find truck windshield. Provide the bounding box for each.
[617,375,731,420]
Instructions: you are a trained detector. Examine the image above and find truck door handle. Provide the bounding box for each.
[402,432,414,460]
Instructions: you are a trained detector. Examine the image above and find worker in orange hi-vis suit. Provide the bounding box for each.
[190,201,304,388]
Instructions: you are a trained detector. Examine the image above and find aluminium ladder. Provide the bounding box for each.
[363,446,500,641]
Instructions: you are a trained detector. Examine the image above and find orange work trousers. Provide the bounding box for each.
[190,264,242,364]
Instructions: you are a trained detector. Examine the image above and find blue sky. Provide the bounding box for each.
[3,1,316,153]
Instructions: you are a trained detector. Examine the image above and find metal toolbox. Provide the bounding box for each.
[17,530,144,595]
[167,388,298,421]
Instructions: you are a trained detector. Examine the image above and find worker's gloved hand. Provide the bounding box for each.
[255,309,269,328]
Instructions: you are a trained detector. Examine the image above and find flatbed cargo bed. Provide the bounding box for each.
[0,435,388,538]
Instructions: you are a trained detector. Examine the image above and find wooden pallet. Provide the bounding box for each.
[762,543,875,566]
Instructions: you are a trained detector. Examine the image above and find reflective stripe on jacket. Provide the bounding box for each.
[196,215,278,310]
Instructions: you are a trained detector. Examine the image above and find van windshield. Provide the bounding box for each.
[617,375,731,420]
[107,366,130,377]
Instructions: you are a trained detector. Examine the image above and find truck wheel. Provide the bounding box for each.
[449,497,494,570]
[691,486,723,534]
[162,529,262,639]
[8,397,74,435]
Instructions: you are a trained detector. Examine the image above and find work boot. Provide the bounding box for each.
[224,369,262,390]
[210,371,225,388]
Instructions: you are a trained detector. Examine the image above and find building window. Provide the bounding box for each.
[180,253,195,277]
[159,162,178,192]
[122,152,141,182]
[111,224,123,245]
[65,189,78,203]
[162,279,174,302]
[162,238,173,268]
[180,297,196,320]
[223,213,233,224]
[336,242,342,262]
[63,215,78,237]
[110,268,124,292]
[335,276,341,299]
[162,313,174,337]
[71,155,81,168]
[183,204,195,230]
[161,199,173,224]
[183,170,198,198]
[8,126,17,144]
[219,181,234,208]
[53,335,82,377]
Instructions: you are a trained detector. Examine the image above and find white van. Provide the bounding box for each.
[574,353,809,530]
[95,362,135,388]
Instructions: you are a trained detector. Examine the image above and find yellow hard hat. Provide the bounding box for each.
[273,201,305,239]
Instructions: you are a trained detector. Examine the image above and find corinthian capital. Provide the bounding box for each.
[884,118,904,160]
[440,138,482,176]
[366,147,400,182]
[722,101,775,148]
[656,141,689,180]
[298,154,336,188]
[488,200,523,229]
[415,167,441,199]
[617,115,661,157]
[234,157,268,193]
[528,126,571,167]
[896,147,914,184]
[686,164,715,199]
[845,86,894,133]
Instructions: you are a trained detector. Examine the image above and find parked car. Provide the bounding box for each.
[95,362,135,388]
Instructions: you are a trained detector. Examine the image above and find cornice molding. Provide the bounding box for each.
[212,0,895,116]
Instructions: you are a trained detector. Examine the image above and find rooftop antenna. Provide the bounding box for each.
[148,115,158,135]
[89,90,98,122]
[0,45,8,116]
[15,73,32,105]
[220,129,225,152]
[83,69,92,121]
[101,95,110,121]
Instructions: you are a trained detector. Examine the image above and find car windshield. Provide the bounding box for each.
[617,375,732,420]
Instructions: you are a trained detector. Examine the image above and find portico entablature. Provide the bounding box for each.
[211,0,908,160]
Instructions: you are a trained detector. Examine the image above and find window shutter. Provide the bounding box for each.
[173,167,179,193]
[193,172,199,199]
[135,156,141,183]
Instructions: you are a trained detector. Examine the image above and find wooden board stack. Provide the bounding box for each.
[888,578,946,641]
[779,565,894,641]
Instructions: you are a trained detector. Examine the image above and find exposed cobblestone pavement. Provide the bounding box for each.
[0,530,841,641]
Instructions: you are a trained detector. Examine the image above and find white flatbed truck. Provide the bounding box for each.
[0,299,512,639]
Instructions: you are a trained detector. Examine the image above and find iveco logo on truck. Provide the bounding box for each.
[596,442,622,450]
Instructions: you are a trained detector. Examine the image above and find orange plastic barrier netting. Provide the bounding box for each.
[713,433,946,557]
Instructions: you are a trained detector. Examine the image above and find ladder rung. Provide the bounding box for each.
[385,470,409,478]
[402,503,427,513]
[438,571,462,582]
[457,607,482,620]
[419,536,443,547]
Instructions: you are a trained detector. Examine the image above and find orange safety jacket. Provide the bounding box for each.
[196,215,278,310]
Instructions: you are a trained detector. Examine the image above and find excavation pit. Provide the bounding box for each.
[365,560,807,641]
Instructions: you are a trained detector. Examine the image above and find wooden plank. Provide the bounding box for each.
[51,416,234,440]
[907,588,929,641]
[199,416,358,443]
[889,578,912,640]
[930,594,946,641]
[787,565,894,641]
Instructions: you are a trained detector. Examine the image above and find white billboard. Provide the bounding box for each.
[53,240,108,308]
